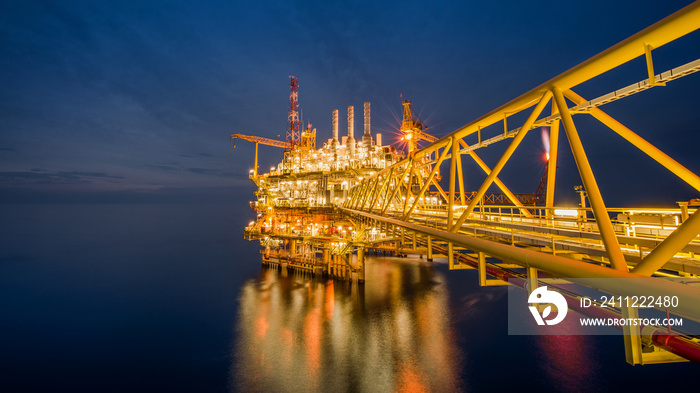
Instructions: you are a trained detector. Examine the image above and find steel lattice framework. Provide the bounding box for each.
[341,2,700,365]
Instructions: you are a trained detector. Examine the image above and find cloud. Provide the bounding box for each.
[0,185,253,205]
[184,167,233,177]
[0,170,124,186]
[144,164,180,172]
[177,152,213,158]
[142,163,239,179]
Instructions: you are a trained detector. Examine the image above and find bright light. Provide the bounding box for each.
[545,152,550,161]
[541,127,550,152]
[554,209,578,217]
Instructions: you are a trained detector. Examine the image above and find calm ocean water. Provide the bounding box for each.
[1,204,696,392]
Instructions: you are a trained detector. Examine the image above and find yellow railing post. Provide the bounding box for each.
[632,209,700,276]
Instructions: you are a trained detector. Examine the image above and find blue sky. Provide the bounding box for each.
[1,0,699,204]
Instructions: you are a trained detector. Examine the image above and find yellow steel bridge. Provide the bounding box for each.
[237,2,700,366]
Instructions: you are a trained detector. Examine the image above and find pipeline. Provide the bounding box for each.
[416,238,700,364]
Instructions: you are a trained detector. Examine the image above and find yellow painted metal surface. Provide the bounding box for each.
[240,3,700,365]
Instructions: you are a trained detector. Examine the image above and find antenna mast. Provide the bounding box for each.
[287,76,302,146]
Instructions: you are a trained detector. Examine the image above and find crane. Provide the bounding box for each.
[400,100,426,152]
[231,133,291,177]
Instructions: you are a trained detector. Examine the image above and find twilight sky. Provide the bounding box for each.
[1,0,699,205]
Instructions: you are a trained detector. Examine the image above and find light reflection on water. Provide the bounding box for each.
[233,257,464,392]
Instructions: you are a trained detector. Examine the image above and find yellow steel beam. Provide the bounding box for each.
[552,87,628,272]
[644,43,666,86]
[348,181,360,208]
[369,168,393,213]
[342,207,700,321]
[350,181,365,209]
[546,105,560,220]
[432,178,449,203]
[351,181,365,208]
[343,188,353,208]
[359,176,378,210]
[362,177,379,209]
[632,209,700,276]
[253,142,259,178]
[364,3,700,181]
[230,133,292,149]
[402,159,417,215]
[455,141,466,204]
[564,89,700,193]
[404,140,452,220]
[466,149,533,218]
[381,163,412,215]
[448,136,458,230]
[415,158,425,191]
[451,92,551,232]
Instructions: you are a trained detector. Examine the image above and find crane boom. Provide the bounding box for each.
[230,133,292,149]
[419,132,439,143]
[231,133,291,179]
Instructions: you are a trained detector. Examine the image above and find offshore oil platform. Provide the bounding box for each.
[235,77,549,283]
[234,3,700,365]
[235,76,429,282]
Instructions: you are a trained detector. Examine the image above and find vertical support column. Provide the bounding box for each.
[644,43,665,87]
[394,226,400,256]
[478,251,486,286]
[335,254,340,277]
[552,87,627,272]
[546,113,560,224]
[448,136,458,231]
[357,248,365,282]
[477,252,508,286]
[412,231,417,251]
[623,306,643,365]
[448,242,454,269]
[456,145,466,205]
[679,202,694,259]
[290,239,297,256]
[254,142,259,178]
[526,267,543,311]
[427,236,433,261]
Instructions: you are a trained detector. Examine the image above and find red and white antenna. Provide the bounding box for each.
[287,76,302,145]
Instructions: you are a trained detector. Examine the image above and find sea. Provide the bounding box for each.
[1,203,696,392]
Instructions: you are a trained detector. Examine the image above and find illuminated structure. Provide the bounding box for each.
[234,77,404,282]
[399,100,425,152]
[235,4,700,366]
